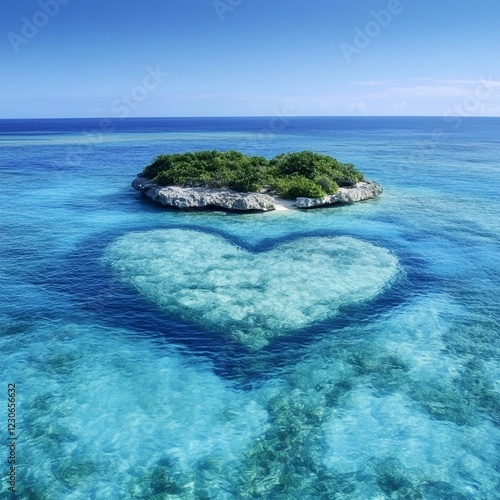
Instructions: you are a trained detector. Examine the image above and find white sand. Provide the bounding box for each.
[273,197,297,211]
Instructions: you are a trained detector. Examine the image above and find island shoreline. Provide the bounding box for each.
[132,174,383,212]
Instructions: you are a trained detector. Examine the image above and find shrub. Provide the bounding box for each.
[270,151,336,178]
[143,154,172,179]
[142,150,364,199]
[143,150,268,192]
[273,176,327,199]
[315,175,339,195]
[269,151,364,186]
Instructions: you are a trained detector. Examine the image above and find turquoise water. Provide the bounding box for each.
[1,117,499,498]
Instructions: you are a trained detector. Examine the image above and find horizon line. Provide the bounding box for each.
[1,115,500,120]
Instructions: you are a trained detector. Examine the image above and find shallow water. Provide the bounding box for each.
[106,229,400,350]
[1,117,500,498]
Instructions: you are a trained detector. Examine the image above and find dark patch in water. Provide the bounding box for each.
[43,223,431,385]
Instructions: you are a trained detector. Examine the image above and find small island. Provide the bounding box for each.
[132,150,382,211]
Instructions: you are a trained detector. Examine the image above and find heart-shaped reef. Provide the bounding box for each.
[105,229,400,350]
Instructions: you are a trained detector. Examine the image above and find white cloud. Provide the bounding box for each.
[354,77,500,87]
[392,101,407,109]
[388,85,467,98]
[346,101,366,112]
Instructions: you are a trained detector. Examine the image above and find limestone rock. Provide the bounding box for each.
[132,175,382,212]
[132,175,276,211]
[295,180,383,208]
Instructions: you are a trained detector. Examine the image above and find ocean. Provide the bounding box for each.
[1,117,499,498]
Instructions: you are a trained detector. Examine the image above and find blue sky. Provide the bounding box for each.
[1,0,500,118]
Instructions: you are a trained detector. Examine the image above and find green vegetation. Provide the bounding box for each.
[142,150,365,199]
[144,150,266,193]
[267,150,363,186]
[270,176,330,199]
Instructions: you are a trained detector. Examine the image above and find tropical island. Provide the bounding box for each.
[132,150,382,211]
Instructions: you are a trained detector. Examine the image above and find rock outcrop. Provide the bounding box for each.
[132,175,276,211]
[132,175,382,211]
[295,180,383,208]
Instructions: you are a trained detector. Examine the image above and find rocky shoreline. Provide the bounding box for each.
[132,174,382,211]
[295,180,383,208]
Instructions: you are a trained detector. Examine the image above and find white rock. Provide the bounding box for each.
[295,180,383,208]
[132,176,382,211]
[132,176,276,211]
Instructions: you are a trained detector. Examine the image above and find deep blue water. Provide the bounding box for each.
[1,117,500,499]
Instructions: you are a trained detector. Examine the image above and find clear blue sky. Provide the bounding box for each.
[1,0,500,118]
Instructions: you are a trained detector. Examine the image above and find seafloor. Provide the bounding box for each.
[1,117,499,498]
